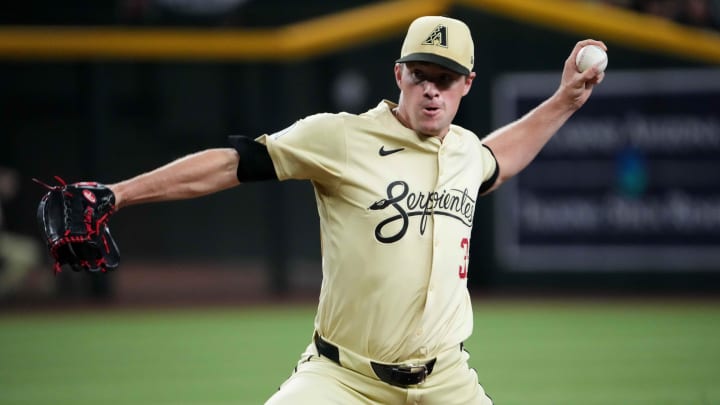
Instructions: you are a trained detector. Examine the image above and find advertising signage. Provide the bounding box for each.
[493,69,720,271]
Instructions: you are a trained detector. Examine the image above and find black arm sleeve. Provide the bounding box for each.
[477,144,500,195]
[228,135,278,182]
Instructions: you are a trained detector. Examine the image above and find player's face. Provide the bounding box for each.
[395,62,474,139]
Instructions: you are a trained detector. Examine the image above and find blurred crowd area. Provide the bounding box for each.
[0,167,45,301]
[0,1,718,31]
[597,0,720,30]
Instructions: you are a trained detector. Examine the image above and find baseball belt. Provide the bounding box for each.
[314,332,440,387]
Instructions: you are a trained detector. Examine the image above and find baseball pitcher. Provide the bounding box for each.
[36,16,605,405]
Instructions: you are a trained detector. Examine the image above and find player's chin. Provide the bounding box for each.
[417,120,448,138]
[417,128,445,138]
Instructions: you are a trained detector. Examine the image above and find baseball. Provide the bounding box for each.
[575,45,608,73]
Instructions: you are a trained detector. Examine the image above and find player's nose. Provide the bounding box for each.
[422,81,440,97]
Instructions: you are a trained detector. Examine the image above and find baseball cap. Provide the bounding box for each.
[396,16,474,76]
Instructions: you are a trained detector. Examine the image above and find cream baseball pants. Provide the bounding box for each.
[265,341,493,405]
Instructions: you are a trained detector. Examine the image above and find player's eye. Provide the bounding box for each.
[411,70,426,84]
[409,66,460,89]
[437,74,454,87]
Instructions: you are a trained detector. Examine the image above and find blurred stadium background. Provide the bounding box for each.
[1,1,719,404]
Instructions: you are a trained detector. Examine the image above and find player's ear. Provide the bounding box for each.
[394,63,403,87]
[462,72,475,96]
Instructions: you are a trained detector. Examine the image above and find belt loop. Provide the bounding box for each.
[314,331,340,364]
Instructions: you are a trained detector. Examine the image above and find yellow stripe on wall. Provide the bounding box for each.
[461,0,720,64]
[0,0,449,61]
[0,0,718,64]
[0,26,274,60]
[279,0,451,58]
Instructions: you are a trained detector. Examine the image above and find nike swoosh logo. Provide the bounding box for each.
[379,146,405,156]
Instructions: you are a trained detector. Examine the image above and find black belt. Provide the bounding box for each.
[314,333,437,387]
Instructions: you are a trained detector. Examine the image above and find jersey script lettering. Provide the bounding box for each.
[368,181,475,243]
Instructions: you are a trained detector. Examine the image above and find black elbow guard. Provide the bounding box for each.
[228,135,278,182]
[478,144,500,194]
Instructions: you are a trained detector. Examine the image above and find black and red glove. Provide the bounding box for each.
[35,177,120,274]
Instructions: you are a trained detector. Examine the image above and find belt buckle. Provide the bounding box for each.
[394,363,428,385]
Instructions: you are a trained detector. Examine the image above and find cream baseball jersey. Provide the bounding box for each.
[257,100,497,364]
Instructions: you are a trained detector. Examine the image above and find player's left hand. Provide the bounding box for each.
[34,177,120,274]
[558,39,607,110]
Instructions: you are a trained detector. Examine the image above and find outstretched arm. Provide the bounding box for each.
[482,39,606,193]
[109,148,241,210]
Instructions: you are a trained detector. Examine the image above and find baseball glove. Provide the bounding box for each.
[34,177,120,274]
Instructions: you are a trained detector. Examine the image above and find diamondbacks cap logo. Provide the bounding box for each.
[422,24,448,48]
[396,16,475,75]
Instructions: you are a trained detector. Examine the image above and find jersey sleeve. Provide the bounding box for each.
[477,144,499,194]
[256,113,346,187]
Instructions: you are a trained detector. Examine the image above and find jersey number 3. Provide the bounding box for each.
[459,237,469,279]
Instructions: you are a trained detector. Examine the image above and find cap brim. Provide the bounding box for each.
[396,52,470,76]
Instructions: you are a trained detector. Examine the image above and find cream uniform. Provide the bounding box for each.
[261,99,497,404]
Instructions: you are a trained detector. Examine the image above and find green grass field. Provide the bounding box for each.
[1,299,719,405]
